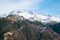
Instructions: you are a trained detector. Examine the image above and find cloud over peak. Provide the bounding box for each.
[0,0,44,14]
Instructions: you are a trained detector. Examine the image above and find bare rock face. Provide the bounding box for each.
[4,32,13,40]
[4,30,27,40]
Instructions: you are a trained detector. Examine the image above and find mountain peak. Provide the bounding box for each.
[1,10,60,23]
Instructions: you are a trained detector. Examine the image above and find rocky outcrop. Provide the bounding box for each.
[4,30,27,40]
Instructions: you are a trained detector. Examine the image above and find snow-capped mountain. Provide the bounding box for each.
[1,10,60,23]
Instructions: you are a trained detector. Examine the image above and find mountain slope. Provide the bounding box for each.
[0,14,60,40]
[49,23,60,34]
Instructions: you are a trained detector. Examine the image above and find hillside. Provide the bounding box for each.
[0,14,60,40]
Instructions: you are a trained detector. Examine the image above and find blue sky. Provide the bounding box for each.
[0,0,60,17]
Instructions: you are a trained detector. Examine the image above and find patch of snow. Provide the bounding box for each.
[1,10,60,23]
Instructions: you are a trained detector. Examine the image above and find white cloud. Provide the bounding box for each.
[0,0,44,14]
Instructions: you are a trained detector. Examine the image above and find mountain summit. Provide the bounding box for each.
[0,10,60,23]
[7,10,60,23]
